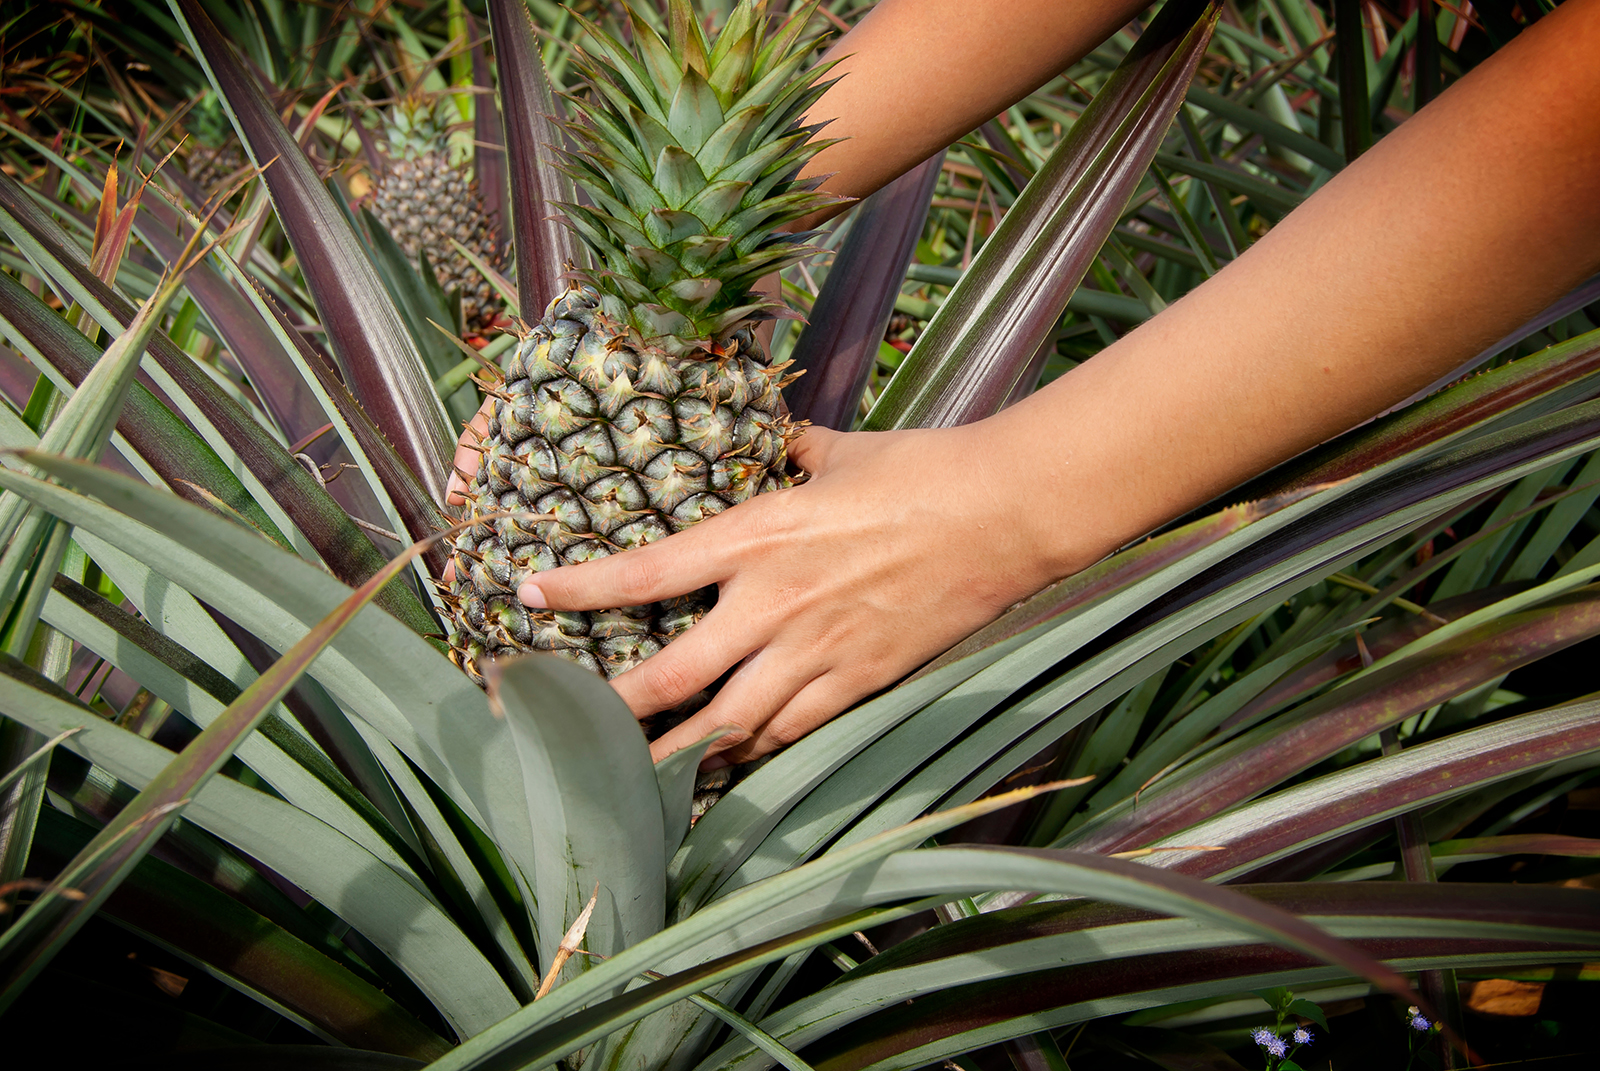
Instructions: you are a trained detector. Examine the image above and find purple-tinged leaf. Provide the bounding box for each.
[1062,592,1600,859]
[170,0,456,507]
[785,153,943,431]
[799,883,1597,1071]
[1434,833,1600,860]
[1217,584,1522,736]
[445,836,1432,1071]
[863,0,1221,431]
[487,0,581,321]
[1107,397,1600,657]
[0,170,443,633]
[0,269,284,543]
[1156,698,1600,883]
[132,195,322,445]
[0,347,36,409]
[254,285,455,581]
[471,13,507,262]
[131,194,392,526]
[0,495,461,1009]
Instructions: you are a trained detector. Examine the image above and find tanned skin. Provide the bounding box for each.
[449,0,1600,767]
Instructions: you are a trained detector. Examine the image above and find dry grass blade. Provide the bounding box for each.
[535,882,600,1000]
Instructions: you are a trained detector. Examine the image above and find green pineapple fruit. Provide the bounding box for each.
[370,99,505,333]
[443,0,840,693]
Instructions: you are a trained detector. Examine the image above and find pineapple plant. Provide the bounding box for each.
[443,0,840,690]
[7,2,1600,1067]
[369,97,506,333]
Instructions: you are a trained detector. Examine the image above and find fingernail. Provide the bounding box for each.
[519,581,547,608]
[700,754,731,772]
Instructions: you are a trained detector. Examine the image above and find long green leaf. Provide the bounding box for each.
[0,495,467,1011]
[29,806,450,1058]
[433,834,1426,1071]
[770,883,1599,1071]
[486,653,665,982]
[0,456,542,960]
[1140,696,1600,882]
[0,168,442,633]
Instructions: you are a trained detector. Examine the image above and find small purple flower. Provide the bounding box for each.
[1251,1027,1277,1050]
[1409,1012,1432,1032]
[1292,1027,1312,1045]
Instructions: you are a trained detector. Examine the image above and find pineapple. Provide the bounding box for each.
[443,0,840,692]
[370,99,505,333]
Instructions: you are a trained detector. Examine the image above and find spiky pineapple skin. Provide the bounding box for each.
[446,285,795,687]
[371,107,504,332]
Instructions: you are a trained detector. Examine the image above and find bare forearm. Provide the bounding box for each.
[992,0,1600,577]
[800,0,1151,214]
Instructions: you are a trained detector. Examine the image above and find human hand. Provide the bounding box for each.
[445,399,492,512]
[515,422,1081,767]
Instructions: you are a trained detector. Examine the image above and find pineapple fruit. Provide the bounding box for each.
[443,0,840,692]
[370,99,505,333]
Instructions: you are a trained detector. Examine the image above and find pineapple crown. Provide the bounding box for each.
[558,0,847,348]
[378,98,461,163]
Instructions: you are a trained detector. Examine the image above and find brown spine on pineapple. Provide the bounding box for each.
[445,285,802,727]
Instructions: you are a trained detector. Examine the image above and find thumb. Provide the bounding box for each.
[787,424,843,476]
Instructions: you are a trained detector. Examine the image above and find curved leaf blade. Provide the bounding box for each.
[486,0,581,320]
[0,500,457,1011]
[785,153,943,431]
[485,653,665,982]
[863,0,1221,430]
[169,0,456,506]
[29,806,451,1059]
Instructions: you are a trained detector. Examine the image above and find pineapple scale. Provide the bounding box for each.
[445,285,795,688]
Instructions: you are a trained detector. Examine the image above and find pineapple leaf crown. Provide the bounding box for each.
[558,0,847,346]
[377,97,462,164]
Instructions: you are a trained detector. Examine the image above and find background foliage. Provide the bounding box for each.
[1,1,1597,1069]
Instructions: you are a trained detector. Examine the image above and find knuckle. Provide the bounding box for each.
[613,552,667,603]
[761,717,807,749]
[638,653,703,709]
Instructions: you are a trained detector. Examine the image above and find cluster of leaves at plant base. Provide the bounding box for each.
[1,2,1598,1070]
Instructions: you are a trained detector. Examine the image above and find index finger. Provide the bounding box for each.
[518,520,728,612]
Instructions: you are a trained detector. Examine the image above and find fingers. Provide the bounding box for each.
[785,424,841,474]
[648,668,861,767]
[446,401,493,508]
[518,516,732,611]
[606,608,763,717]
[644,645,825,761]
